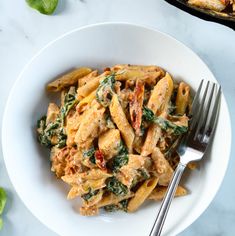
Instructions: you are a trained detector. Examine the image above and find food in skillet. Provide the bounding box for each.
[36,65,195,216]
[188,0,235,16]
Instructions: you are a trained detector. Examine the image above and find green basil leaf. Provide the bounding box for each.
[0,188,7,215]
[26,0,58,15]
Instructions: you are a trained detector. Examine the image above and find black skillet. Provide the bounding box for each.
[164,0,235,30]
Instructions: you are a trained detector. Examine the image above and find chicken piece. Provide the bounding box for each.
[62,169,112,199]
[75,101,106,150]
[151,147,173,186]
[98,129,121,159]
[50,146,84,178]
[66,110,83,146]
[79,206,99,216]
[116,154,151,187]
[46,103,60,125]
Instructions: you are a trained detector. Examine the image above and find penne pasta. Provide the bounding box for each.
[147,72,174,115]
[141,73,174,156]
[176,82,190,115]
[114,69,162,84]
[78,70,99,87]
[187,162,197,170]
[77,71,110,100]
[141,124,162,157]
[76,90,96,113]
[97,192,134,208]
[77,77,100,100]
[127,178,158,212]
[148,185,187,201]
[109,94,135,153]
[47,67,92,92]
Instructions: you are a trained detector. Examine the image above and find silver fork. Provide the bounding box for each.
[149,80,221,236]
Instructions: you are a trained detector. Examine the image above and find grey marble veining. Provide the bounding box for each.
[0,0,235,235]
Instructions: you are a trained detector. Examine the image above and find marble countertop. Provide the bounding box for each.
[0,0,234,235]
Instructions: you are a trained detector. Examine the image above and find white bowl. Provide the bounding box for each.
[2,23,231,236]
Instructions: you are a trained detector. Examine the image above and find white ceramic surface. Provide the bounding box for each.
[2,23,231,236]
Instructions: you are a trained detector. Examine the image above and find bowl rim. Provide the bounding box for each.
[1,22,232,236]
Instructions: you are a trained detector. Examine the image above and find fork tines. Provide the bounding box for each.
[189,80,221,147]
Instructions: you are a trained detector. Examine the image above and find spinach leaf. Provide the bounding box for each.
[37,115,46,129]
[112,154,128,172]
[81,189,99,201]
[96,74,115,107]
[56,129,67,148]
[61,91,78,124]
[119,199,128,211]
[0,187,7,230]
[154,117,188,135]
[37,116,67,149]
[26,0,58,15]
[138,168,150,180]
[36,89,77,149]
[168,101,176,114]
[104,199,129,212]
[106,177,128,196]
[118,141,128,155]
[130,176,139,189]
[105,113,115,129]
[142,106,155,122]
[83,147,96,164]
[142,107,187,136]
[37,133,52,148]
[104,204,120,212]
[112,142,129,172]
[37,116,52,148]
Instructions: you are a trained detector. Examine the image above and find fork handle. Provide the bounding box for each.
[149,162,186,236]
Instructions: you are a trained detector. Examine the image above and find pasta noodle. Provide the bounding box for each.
[77,71,110,100]
[127,178,158,212]
[78,70,98,87]
[148,185,187,201]
[36,64,193,216]
[141,73,174,156]
[109,94,135,153]
[176,82,190,115]
[47,67,92,92]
